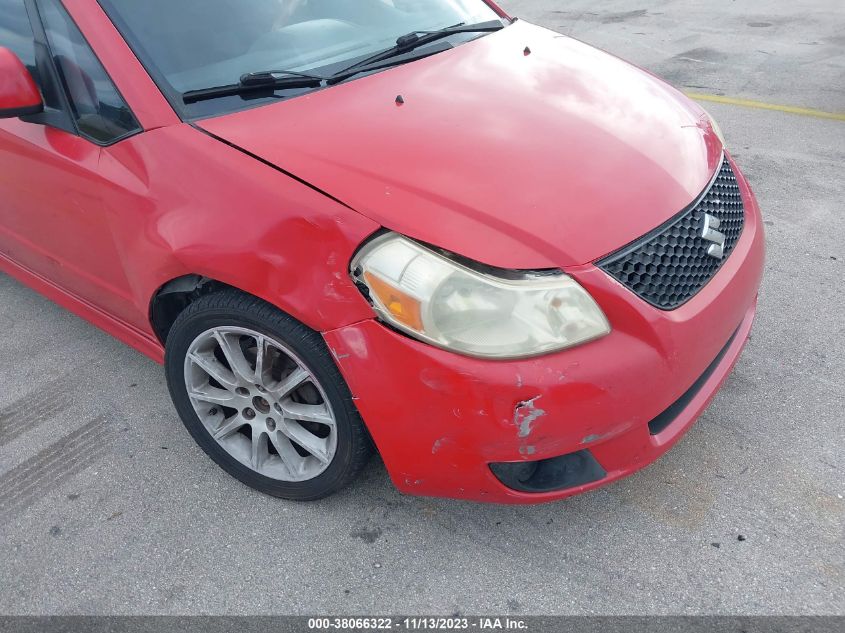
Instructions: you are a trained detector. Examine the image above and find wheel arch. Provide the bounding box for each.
[149,274,227,345]
[149,273,333,346]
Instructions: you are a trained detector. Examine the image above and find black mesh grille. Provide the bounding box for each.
[597,157,745,310]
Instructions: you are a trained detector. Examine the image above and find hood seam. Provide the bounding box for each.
[190,124,357,212]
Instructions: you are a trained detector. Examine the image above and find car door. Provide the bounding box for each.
[0,0,143,320]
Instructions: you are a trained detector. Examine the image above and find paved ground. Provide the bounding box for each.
[1,0,843,617]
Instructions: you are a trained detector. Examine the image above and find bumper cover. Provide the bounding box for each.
[323,158,765,504]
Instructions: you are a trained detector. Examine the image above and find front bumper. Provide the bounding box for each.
[323,157,765,504]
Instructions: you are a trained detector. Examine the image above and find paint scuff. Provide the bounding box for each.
[432,437,451,454]
[513,395,546,438]
[330,347,350,361]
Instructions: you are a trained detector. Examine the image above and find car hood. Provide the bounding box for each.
[198,20,723,269]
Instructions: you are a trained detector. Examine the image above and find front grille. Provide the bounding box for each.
[597,157,745,310]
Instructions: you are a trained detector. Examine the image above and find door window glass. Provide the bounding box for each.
[0,0,38,79]
[39,0,140,143]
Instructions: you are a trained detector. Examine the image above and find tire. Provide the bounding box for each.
[164,289,372,501]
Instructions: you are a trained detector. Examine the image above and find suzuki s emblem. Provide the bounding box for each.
[701,213,727,260]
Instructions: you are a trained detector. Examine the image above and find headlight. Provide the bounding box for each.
[351,233,611,359]
[702,107,727,147]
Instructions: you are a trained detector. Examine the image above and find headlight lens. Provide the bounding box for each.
[351,233,611,359]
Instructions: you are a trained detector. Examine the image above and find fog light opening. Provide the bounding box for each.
[490,450,607,493]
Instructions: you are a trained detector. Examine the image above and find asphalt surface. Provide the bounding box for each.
[1,0,843,616]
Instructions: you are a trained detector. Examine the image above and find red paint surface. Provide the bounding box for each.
[0,1,764,503]
[200,21,724,269]
[0,47,42,113]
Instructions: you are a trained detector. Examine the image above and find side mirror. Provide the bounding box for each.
[0,47,43,119]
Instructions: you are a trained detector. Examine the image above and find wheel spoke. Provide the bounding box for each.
[254,335,267,385]
[189,352,238,391]
[189,387,237,406]
[251,429,267,470]
[269,367,309,400]
[279,419,331,464]
[212,415,246,441]
[282,401,334,427]
[269,432,304,478]
[212,330,254,384]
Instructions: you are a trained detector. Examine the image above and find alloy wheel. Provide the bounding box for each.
[183,326,338,482]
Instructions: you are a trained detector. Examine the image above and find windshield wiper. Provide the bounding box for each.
[185,42,457,104]
[239,69,329,86]
[329,19,505,83]
[183,71,325,104]
[327,41,456,84]
[182,20,506,104]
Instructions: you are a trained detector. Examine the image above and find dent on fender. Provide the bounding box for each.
[98,125,382,336]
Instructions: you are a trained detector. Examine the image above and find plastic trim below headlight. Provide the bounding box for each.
[350,233,611,359]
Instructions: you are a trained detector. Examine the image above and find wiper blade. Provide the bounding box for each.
[239,69,328,86]
[331,19,505,80]
[327,41,454,85]
[183,71,324,104]
[182,20,506,104]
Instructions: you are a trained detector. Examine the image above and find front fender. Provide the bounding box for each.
[97,124,379,338]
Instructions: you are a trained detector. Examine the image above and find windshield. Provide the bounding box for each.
[99,0,502,116]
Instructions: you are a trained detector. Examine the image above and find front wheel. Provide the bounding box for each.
[164,290,372,501]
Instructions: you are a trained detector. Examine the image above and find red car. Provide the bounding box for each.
[0,0,764,503]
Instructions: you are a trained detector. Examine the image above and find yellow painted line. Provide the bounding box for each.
[684,92,845,122]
